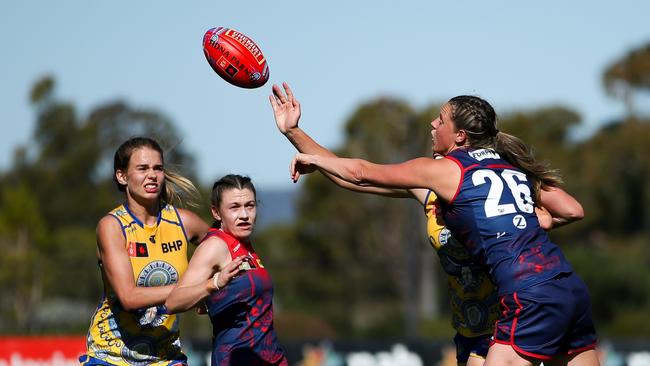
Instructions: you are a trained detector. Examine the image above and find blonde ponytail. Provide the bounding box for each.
[163,169,202,208]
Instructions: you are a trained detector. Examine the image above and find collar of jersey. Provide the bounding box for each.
[123,202,163,229]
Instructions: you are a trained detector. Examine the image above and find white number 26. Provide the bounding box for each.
[471,169,534,218]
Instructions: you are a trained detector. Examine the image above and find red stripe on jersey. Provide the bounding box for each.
[444,155,464,204]
[486,164,516,170]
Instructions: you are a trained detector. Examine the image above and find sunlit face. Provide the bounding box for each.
[430,103,458,155]
[212,188,257,240]
[116,147,164,203]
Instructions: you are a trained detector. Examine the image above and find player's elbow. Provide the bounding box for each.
[565,203,584,222]
[118,296,142,312]
[114,289,150,312]
[348,159,372,186]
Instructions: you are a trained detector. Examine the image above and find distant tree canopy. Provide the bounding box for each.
[603,42,650,115]
[2,41,650,338]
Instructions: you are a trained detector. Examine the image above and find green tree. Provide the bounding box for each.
[0,184,47,331]
[564,40,650,337]
[603,42,650,117]
[575,117,650,236]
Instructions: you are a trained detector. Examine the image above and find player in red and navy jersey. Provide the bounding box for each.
[165,175,287,366]
[288,93,599,366]
[270,83,588,366]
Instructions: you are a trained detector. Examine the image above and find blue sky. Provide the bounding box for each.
[1,1,648,189]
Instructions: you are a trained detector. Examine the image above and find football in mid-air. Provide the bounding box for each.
[202,27,269,89]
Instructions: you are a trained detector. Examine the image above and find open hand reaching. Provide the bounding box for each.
[269,82,301,134]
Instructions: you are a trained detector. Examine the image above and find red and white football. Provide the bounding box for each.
[202,27,270,89]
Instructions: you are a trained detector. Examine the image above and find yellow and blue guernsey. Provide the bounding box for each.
[81,203,190,366]
[424,190,499,338]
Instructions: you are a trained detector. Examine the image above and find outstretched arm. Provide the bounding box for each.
[270,82,411,198]
[290,153,461,202]
[269,82,328,155]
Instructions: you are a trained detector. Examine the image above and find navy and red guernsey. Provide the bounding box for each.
[440,148,573,295]
[203,228,287,366]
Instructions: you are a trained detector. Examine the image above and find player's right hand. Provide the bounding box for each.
[269,82,301,134]
[210,256,245,291]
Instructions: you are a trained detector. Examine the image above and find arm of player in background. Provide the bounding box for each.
[270,82,411,198]
[537,185,584,230]
[177,208,210,246]
[165,236,244,314]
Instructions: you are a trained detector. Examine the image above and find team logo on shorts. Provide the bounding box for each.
[137,261,178,287]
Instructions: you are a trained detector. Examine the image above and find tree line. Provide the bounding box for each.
[1,42,649,339]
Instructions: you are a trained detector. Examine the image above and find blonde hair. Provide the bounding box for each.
[163,169,201,208]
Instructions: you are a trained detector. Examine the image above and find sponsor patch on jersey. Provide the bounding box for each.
[512,214,527,229]
[128,241,149,257]
[469,149,501,161]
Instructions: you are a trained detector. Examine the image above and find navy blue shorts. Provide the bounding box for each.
[493,272,598,360]
[454,333,491,364]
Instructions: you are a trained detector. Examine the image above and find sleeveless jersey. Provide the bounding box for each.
[440,148,573,295]
[424,190,499,337]
[203,229,286,366]
[84,203,190,366]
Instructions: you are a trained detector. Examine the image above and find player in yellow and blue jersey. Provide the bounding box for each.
[423,189,497,365]
[80,137,209,366]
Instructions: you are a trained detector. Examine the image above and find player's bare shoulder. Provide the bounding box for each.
[177,208,209,243]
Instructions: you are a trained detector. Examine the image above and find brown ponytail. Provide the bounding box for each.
[493,132,563,200]
[448,96,563,201]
